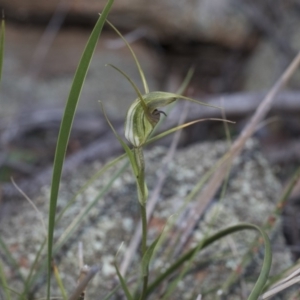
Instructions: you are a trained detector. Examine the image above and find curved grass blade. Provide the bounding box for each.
[99,101,138,176]
[23,159,129,295]
[115,244,133,300]
[146,118,235,145]
[222,165,300,295]
[21,162,128,297]
[175,67,194,96]
[147,223,272,300]
[99,101,148,204]
[0,236,25,284]
[141,232,163,277]
[0,16,5,83]
[103,284,121,300]
[105,19,149,93]
[115,263,133,300]
[22,239,46,297]
[55,162,128,250]
[55,153,127,226]
[146,91,221,110]
[47,1,114,298]
[106,64,148,113]
[150,67,195,137]
[53,262,67,300]
[0,284,26,300]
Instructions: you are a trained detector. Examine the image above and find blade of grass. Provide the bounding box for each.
[55,162,128,250]
[47,1,114,298]
[105,64,149,114]
[0,236,25,284]
[141,233,163,277]
[150,67,194,138]
[99,101,138,176]
[22,155,126,294]
[23,161,128,296]
[102,284,120,300]
[146,118,234,145]
[114,243,133,300]
[53,262,67,300]
[99,101,148,205]
[105,19,149,94]
[115,263,133,300]
[22,239,46,298]
[0,284,25,300]
[0,257,11,300]
[147,223,272,300]
[222,165,300,295]
[55,153,127,226]
[176,51,300,258]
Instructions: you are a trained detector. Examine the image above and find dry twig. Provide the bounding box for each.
[175,51,300,253]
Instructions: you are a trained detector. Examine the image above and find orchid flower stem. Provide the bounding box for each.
[140,203,148,255]
[139,203,148,300]
[132,146,149,299]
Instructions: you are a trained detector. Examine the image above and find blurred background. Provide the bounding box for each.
[0,0,300,255]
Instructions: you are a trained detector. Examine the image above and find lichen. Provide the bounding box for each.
[0,139,292,299]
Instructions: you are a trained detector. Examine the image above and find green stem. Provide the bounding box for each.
[139,199,148,299]
[133,147,148,205]
[133,145,149,299]
[140,204,148,254]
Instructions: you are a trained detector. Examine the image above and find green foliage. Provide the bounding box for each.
[1,1,296,299]
[47,0,114,298]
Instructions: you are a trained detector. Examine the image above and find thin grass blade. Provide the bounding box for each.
[0,236,25,284]
[150,92,221,110]
[150,68,194,137]
[146,118,234,145]
[114,263,133,300]
[55,162,128,250]
[102,285,120,300]
[22,239,46,297]
[23,162,128,296]
[47,1,114,298]
[55,153,126,226]
[53,262,68,300]
[147,223,272,300]
[99,101,138,176]
[106,64,148,112]
[24,155,126,293]
[141,233,162,277]
[105,20,149,93]
[176,67,194,95]
[0,257,11,300]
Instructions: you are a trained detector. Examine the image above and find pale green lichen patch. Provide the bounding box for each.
[0,139,292,299]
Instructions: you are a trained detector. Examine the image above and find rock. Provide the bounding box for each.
[1,22,161,122]
[242,5,300,91]
[1,0,253,48]
[0,139,293,299]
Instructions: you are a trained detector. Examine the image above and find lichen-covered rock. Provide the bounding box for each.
[0,139,292,299]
